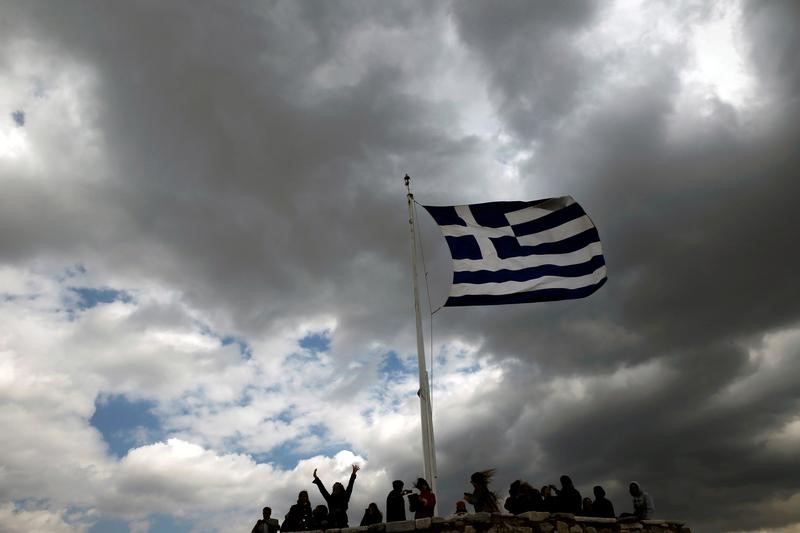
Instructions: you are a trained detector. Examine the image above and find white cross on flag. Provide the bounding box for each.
[423,196,607,306]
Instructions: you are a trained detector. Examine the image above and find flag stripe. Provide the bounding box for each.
[512,201,586,237]
[505,196,576,226]
[453,254,606,284]
[516,214,595,247]
[445,278,607,307]
[493,227,601,259]
[422,196,606,307]
[452,241,605,272]
[449,264,607,297]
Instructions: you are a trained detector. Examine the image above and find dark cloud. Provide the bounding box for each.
[1,1,799,532]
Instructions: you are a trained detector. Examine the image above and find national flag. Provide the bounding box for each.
[423,196,606,306]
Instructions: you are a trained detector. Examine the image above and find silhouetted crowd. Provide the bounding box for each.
[252,465,656,533]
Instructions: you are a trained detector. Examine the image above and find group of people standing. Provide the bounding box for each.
[504,476,655,520]
[252,466,656,533]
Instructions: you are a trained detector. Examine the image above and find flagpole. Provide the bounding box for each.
[405,174,438,511]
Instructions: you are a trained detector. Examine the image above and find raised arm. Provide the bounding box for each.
[345,464,359,499]
[313,468,331,502]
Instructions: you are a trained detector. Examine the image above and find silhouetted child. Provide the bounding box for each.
[582,497,593,516]
[455,501,468,515]
[360,502,383,526]
[312,505,329,530]
[464,470,499,513]
[312,464,360,528]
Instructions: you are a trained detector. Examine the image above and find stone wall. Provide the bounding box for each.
[323,512,691,533]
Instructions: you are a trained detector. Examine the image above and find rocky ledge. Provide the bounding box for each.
[312,512,690,533]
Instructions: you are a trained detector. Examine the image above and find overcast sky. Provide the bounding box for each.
[1,1,799,532]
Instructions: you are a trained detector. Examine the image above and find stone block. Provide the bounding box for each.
[342,528,363,533]
[569,526,582,533]
[553,514,575,521]
[598,529,614,533]
[386,521,415,532]
[465,526,476,533]
[466,513,493,524]
[518,512,550,522]
[415,518,432,529]
[536,524,554,533]
[619,523,642,530]
[556,521,570,533]
[432,517,449,525]
[326,529,341,533]
[368,525,386,533]
[642,521,666,526]
[678,529,692,533]
[585,528,597,533]
[574,517,616,524]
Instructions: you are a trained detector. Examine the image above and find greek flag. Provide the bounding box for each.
[423,196,606,306]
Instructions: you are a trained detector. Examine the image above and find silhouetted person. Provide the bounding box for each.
[253,507,280,533]
[504,480,521,514]
[464,470,499,513]
[581,497,593,516]
[360,502,383,526]
[592,486,615,518]
[311,505,329,530]
[621,482,654,520]
[408,478,436,519]
[386,479,410,522]
[455,501,468,515]
[541,485,558,513]
[312,464,359,528]
[282,491,313,532]
[553,476,582,514]
[520,482,543,512]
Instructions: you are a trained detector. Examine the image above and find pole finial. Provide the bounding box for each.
[404,174,413,197]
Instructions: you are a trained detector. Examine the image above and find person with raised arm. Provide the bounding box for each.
[312,464,359,528]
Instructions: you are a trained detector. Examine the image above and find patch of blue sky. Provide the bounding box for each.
[89,394,164,458]
[90,514,189,533]
[222,335,253,359]
[69,287,133,310]
[193,322,253,361]
[379,351,415,380]
[299,331,331,353]
[457,362,481,374]
[252,424,354,470]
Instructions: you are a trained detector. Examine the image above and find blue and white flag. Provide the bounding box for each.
[423,196,606,306]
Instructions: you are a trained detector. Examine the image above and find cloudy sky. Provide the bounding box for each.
[1,1,799,532]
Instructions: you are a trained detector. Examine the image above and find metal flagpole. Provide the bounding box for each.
[404,174,438,509]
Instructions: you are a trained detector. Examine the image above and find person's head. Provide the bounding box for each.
[313,505,328,518]
[509,480,521,496]
[393,480,404,491]
[560,475,574,489]
[298,491,309,504]
[456,500,468,513]
[582,497,593,511]
[415,478,430,491]
[593,486,606,499]
[262,507,272,519]
[368,503,380,515]
[541,485,552,497]
[332,482,345,496]
[629,482,641,496]
[470,469,495,488]
[519,482,533,495]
